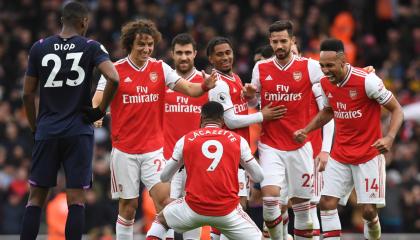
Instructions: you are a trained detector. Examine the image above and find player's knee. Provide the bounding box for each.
[66,189,86,205]
[319,195,338,210]
[28,187,50,207]
[362,204,377,221]
[119,198,138,217]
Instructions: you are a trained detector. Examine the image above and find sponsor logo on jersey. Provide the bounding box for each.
[124,77,132,83]
[349,89,358,99]
[265,75,273,81]
[369,193,376,198]
[149,72,158,82]
[328,92,333,98]
[293,71,302,81]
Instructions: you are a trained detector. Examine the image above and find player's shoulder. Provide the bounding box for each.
[147,57,164,65]
[351,66,369,77]
[114,57,128,66]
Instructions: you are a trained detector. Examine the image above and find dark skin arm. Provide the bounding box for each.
[294,107,334,143]
[371,97,404,154]
[22,75,39,132]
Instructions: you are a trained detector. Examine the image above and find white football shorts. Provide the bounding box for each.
[110,147,165,199]
[259,142,314,200]
[164,198,262,239]
[321,155,386,207]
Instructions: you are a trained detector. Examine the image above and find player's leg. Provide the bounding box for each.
[169,169,201,240]
[21,138,60,240]
[142,148,171,212]
[281,204,289,240]
[352,155,386,240]
[259,143,284,239]
[62,135,96,240]
[213,169,250,240]
[21,186,50,240]
[362,204,381,240]
[279,175,289,240]
[146,210,170,240]
[310,164,323,240]
[213,204,262,240]
[110,147,142,239]
[286,142,314,239]
[147,198,200,239]
[319,157,353,240]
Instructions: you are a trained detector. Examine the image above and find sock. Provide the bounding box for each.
[210,227,221,240]
[146,220,167,239]
[20,205,42,240]
[310,204,320,240]
[65,204,85,240]
[183,227,201,239]
[116,215,135,240]
[262,197,283,240]
[292,201,313,239]
[320,209,341,239]
[282,210,289,240]
[262,221,270,239]
[165,229,174,240]
[363,216,381,240]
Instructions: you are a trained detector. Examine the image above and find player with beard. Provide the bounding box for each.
[164,33,207,240]
[249,21,334,240]
[93,20,217,239]
[206,37,285,240]
[294,38,403,240]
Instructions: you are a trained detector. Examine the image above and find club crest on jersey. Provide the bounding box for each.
[349,89,358,99]
[293,71,302,81]
[149,72,158,82]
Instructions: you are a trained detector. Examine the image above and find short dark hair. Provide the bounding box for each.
[255,45,274,59]
[171,33,196,51]
[201,101,224,121]
[61,1,89,25]
[120,19,162,53]
[268,20,294,36]
[320,39,345,53]
[206,37,233,57]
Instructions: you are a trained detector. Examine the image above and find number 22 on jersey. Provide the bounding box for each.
[202,140,224,171]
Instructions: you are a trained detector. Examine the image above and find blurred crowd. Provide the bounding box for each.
[0,0,418,237]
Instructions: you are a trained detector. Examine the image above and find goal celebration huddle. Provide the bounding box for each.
[20,1,404,240]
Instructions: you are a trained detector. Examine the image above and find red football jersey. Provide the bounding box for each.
[252,56,324,151]
[109,57,180,154]
[163,69,208,159]
[179,126,244,216]
[214,71,250,142]
[320,66,392,164]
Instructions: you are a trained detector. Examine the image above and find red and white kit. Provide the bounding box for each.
[163,69,208,160]
[98,56,180,199]
[252,55,327,199]
[320,65,392,207]
[161,125,262,238]
[209,71,261,197]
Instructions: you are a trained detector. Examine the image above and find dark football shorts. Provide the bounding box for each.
[29,134,94,189]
